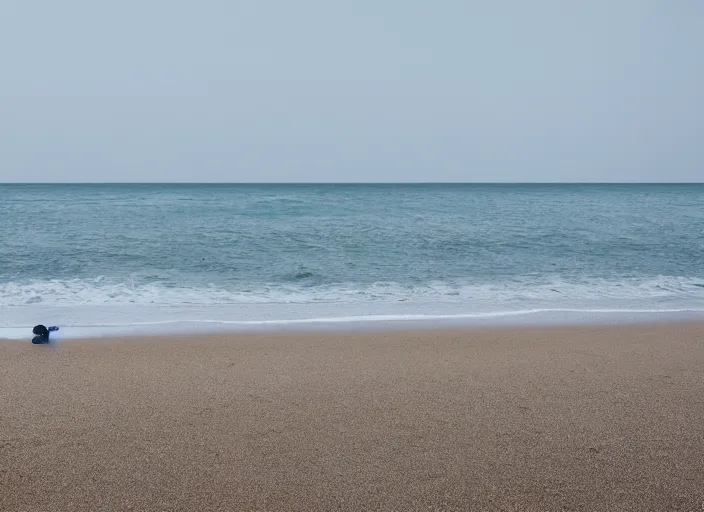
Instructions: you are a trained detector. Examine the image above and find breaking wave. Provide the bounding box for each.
[1,275,702,307]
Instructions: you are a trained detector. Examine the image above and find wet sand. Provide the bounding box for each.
[1,323,703,511]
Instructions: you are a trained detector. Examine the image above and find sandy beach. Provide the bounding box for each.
[1,322,703,511]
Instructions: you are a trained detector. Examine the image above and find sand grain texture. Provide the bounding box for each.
[2,323,704,511]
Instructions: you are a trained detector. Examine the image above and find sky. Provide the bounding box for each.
[1,0,702,183]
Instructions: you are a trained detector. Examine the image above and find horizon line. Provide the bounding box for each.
[1,181,703,186]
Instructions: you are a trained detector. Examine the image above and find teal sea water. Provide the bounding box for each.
[1,184,702,338]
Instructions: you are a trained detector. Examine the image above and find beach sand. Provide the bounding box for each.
[1,323,703,511]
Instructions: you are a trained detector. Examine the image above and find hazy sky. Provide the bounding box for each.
[1,1,702,182]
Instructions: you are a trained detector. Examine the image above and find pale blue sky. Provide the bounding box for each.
[1,0,702,182]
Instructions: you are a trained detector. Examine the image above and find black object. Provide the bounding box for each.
[32,325,58,344]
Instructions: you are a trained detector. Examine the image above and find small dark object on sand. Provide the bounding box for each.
[32,325,58,344]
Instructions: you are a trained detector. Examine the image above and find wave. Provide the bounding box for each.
[1,275,702,307]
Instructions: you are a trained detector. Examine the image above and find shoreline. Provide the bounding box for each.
[2,308,703,341]
[3,321,704,510]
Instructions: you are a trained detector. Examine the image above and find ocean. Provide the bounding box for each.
[1,183,702,338]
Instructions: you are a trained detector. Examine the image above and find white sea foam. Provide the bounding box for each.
[1,275,702,307]
[1,276,702,339]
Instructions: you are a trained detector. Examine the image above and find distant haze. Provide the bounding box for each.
[1,1,702,183]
